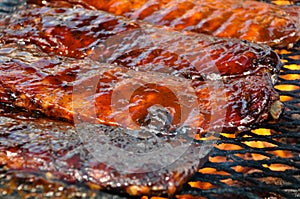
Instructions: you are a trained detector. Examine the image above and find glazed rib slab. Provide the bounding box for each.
[0,45,206,196]
[0,6,282,132]
[0,5,283,197]
[0,111,204,197]
[0,43,280,196]
[0,43,280,132]
[27,0,300,48]
[0,6,280,75]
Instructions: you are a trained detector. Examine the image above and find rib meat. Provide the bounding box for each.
[0,43,280,133]
[0,6,280,78]
[0,43,281,196]
[0,6,283,131]
[27,0,300,47]
[0,5,284,197]
[0,112,205,197]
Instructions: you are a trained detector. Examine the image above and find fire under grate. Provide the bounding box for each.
[178,41,300,199]
[0,0,299,199]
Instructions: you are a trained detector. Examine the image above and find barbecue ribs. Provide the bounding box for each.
[0,4,284,197]
[0,6,283,132]
[27,0,300,48]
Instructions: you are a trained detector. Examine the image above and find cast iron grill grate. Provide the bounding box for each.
[177,41,300,199]
[178,41,300,199]
[0,1,299,199]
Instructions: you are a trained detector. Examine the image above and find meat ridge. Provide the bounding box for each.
[0,44,281,133]
[0,113,205,196]
[27,0,300,48]
[0,4,285,196]
[0,6,281,79]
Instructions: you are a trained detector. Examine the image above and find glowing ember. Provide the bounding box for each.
[198,168,230,176]
[142,196,167,199]
[272,0,295,5]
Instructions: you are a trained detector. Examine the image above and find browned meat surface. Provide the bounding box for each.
[27,0,300,48]
[0,6,281,79]
[0,43,280,134]
[0,4,284,197]
[0,111,206,196]
[0,42,281,195]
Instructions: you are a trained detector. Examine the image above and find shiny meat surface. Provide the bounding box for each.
[0,6,281,78]
[0,41,281,195]
[0,111,203,196]
[27,0,300,47]
[0,44,280,133]
[0,4,284,197]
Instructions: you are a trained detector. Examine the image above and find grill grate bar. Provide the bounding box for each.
[277,80,300,86]
[181,186,293,199]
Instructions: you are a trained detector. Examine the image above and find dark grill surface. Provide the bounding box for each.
[180,44,300,199]
[0,1,299,199]
[0,0,25,14]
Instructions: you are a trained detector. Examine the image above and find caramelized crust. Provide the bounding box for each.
[0,114,203,196]
[0,4,285,196]
[27,0,300,47]
[0,7,282,131]
[0,6,281,79]
[0,43,282,196]
[0,44,280,133]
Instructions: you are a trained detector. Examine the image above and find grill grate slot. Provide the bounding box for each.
[179,40,300,198]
